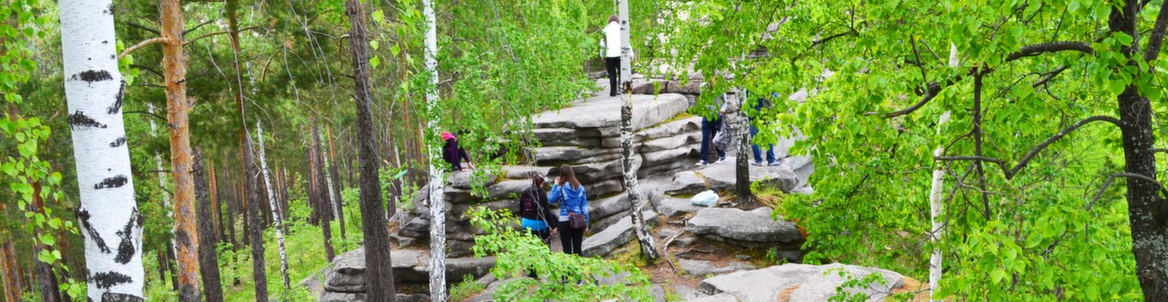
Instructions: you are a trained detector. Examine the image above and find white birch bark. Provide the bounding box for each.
[255,122,291,292]
[60,0,146,299]
[320,130,339,219]
[617,0,659,260]
[929,111,950,302]
[423,0,447,300]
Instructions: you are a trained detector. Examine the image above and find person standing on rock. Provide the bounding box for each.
[549,165,589,256]
[603,14,623,97]
[442,131,474,171]
[520,172,556,278]
[746,91,779,166]
[698,91,729,166]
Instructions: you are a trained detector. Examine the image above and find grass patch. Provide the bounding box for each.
[449,274,488,302]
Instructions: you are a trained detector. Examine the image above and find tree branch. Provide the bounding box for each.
[184,26,259,45]
[809,29,856,49]
[1005,41,1094,61]
[125,21,159,36]
[130,64,164,78]
[1032,65,1071,88]
[1087,173,1167,211]
[118,37,167,59]
[183,20,215,36]
[935,115,1122,179]
[1144,0,1168,62]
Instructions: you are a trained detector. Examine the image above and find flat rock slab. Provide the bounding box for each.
[679,259,757,277]
[696,158,800,193]
[699,263,906,302]
[684,293,740,302]
[582,210,659,257]
[323,248,495,293]
[685,208,803,248]
[532,94,690,135]
[664,170,709,195]
[654,196,704,220]
[319,292,429,302]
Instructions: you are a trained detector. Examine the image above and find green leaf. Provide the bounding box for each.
[990,269,1007,284]
[370,56,381,69]
[370,40,380,51]
[1109,79,1127,95]
[40,233,54,246]
[391,44,401,56]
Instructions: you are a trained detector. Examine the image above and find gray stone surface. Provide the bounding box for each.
[440,257,497,282]
[698,264,906,302]
[651,284,667,302]
[685,207,804,248]
[655,196,704,220]
[640,132,700,153]
[588,194,632,223]
[684,293,740,302]
[665,170,709,195]
[696,159,800,193]
[532,94,690,135]
[318,292,429,302]
[678,259,756,276]
[531,146,622,165]
[447,171,498,190]
[399,216,430,238]
[582,210,659,257]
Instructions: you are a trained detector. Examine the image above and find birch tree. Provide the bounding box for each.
[59,0,145,299]
[616,0,658,261]
[255,122,291,294]
[345,0,397,299]
[422,0,447,300]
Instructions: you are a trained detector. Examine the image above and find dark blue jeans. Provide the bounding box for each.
[700,118,725,162]
[750,124,776,164]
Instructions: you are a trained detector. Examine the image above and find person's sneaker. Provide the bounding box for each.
[751,161,762,166]
[767,160,782,166]
[716,157,727,164]
[696,161,708,167]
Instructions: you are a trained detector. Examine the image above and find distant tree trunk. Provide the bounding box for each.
[616,0,659,261]
[30,183,62,302]
[210,163,224,244]
[223,174,237,249]
[312,121,336,261]
[159,0,201,298]
[327,128,346,239]
[240,181,250,247]
[193,151,224,302]
[322,128,343,240]
[422,0,446,299]
[256,122,292,293]
[735,92,751,204]
[59,0,146,299]
[0,241,21,302]
[306,147,320,226]
[243,135,268,302]
[345,0,398,299]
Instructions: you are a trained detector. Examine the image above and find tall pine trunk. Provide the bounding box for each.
[327,129,346,239]
[422,0,447,300]
[345,0,397,299]
[159,0,201,299]
[193,151,224,302]
[616,0,658,261]
[243,136,268,302]
[311,122,336,261]
[30,182,62,302]
[0,241,21,302]
[59,0,146,299]
[256,122,292,293]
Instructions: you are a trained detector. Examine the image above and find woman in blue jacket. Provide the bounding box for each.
[549,164,589,255]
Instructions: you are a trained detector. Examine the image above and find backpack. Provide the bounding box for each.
[519,187,541,220]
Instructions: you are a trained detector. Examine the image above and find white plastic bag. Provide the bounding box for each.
[691,190,719,207]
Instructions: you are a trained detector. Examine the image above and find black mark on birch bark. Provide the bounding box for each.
[69,111,107,129]
[78,209,112,253]
[101,292,144,302]
[109,137,126,148]
[95,175,128,190]
[114,207,139,264]
[72,70,113,83]
[92,271,131,289]
[108,81,125,114]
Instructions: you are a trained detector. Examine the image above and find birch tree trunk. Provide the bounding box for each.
[59,0,146,299]
[616,0,659,261]
[256,122,291,294]
[311,122,336,261]
[735,92,751,204]
[159,0,201,299]
[422,0,447,300]
[928,112,949,302]
[346,0,398,299]
[193,151,224,302]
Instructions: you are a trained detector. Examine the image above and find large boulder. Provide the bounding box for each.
[696,159,800,193]
[323,248,430,293]
[698,264,907,302]
[582,210,659,257]
[679,259,756,277]
[664,170,709,196]
[685,208,804,250]
[532,94,690,136]
[653,196,704,220]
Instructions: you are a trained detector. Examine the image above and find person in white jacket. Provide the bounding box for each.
[603,15,623,96]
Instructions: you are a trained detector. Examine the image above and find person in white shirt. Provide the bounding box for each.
[603,15,622,96]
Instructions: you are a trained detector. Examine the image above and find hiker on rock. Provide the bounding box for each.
[602,14,632,97]
[549,165,589,256]
[442,131,474,171]
[520,172,556,278]
[698,90,729,166]
[746,90,779,166]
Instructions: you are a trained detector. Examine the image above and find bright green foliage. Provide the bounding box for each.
[656,0,1164,300]
[468,208,654,302]
[448,274,487,301]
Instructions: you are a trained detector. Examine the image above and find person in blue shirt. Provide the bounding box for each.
[549,164,589,256]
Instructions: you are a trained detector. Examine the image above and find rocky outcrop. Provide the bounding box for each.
[685,207,804,261]
[318,248,495,300]
[679,259,756,277]
[698,264,907,302]
[582,210,660,257]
